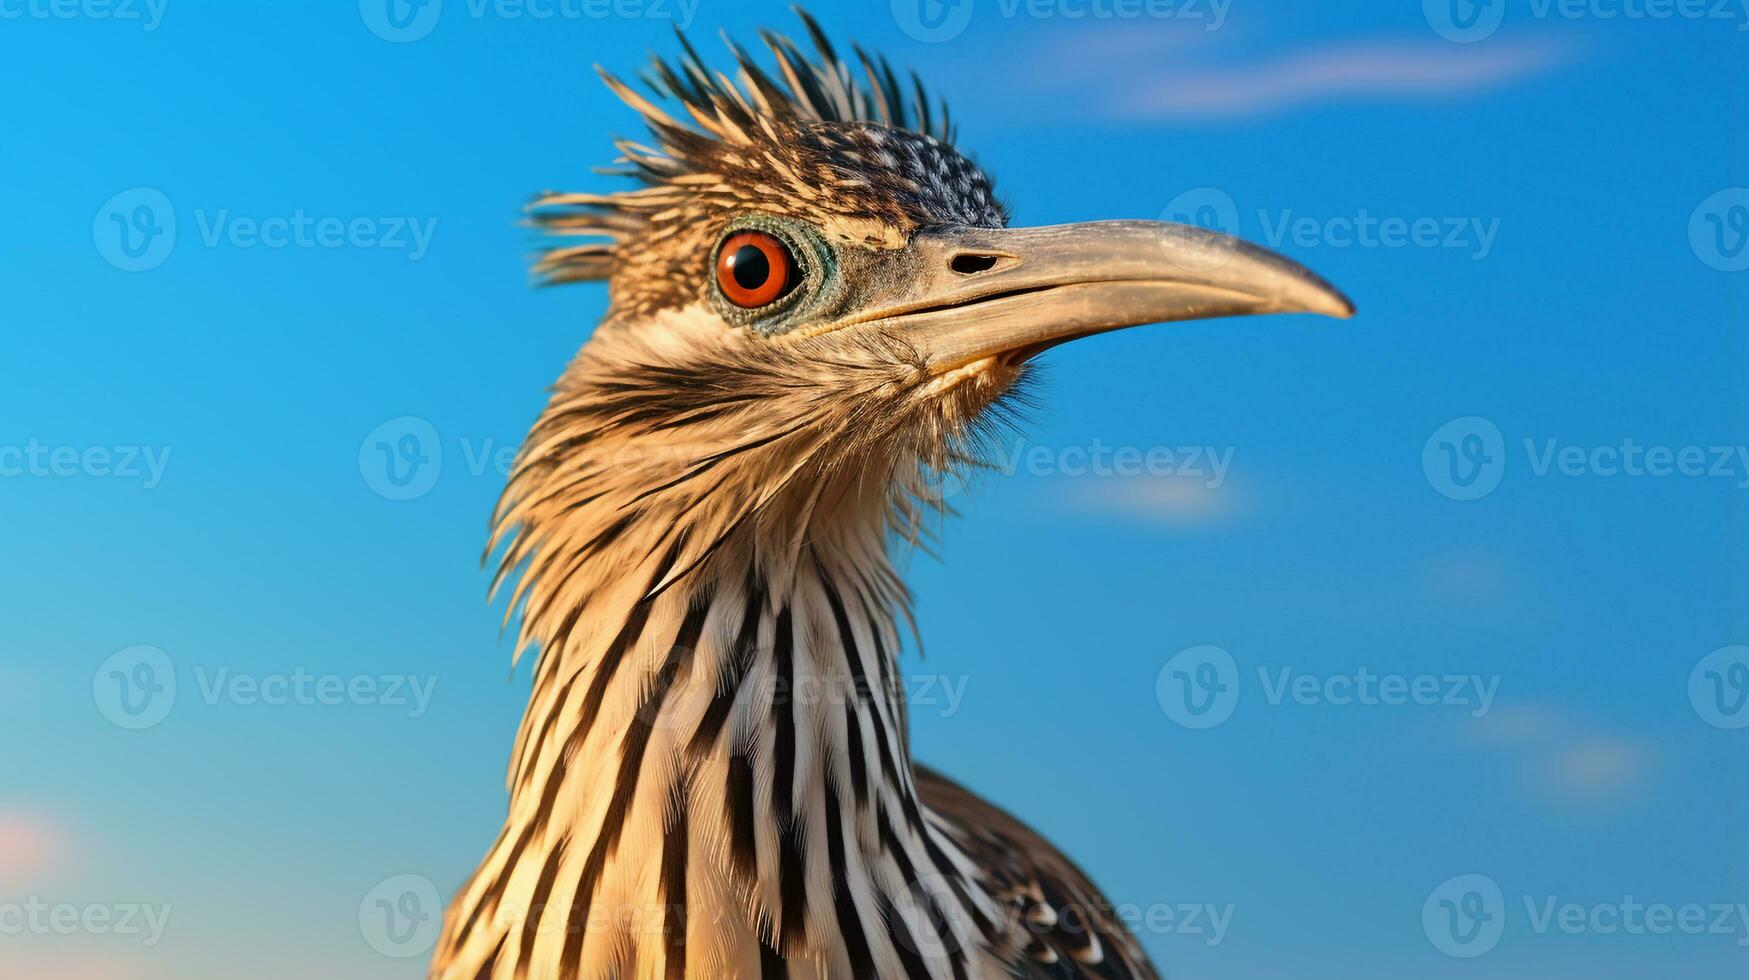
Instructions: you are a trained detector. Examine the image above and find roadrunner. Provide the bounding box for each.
[434,12,1351,979]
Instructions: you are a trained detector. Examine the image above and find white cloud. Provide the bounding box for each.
[1069,472,1243,525]
[1464,704,1657,810]
[1120,38,1575,118]
[1007,27,1579,120]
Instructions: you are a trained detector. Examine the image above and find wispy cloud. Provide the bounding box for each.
[1121,38,1576,118]
[1067,473,1243,525]
[1463,704,1658,811]
[1008,26,1579,120]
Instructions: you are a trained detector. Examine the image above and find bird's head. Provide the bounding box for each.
[492,12,1352,648]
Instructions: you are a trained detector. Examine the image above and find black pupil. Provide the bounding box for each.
[728,243,773,290]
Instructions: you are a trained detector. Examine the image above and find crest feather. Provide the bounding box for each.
[529,7,958,287]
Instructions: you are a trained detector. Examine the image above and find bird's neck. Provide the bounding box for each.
[434,319,1018,976]
[438,512,997,976]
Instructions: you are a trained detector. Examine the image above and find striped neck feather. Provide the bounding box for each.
[434,314,1021,978]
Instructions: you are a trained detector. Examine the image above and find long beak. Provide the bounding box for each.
[845,220,1354,375]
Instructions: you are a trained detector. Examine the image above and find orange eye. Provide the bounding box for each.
[715,230,796,308]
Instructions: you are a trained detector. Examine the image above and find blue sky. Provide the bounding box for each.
[1,1,1746,977]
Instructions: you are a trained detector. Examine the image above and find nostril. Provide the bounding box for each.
[949,252,1002,275]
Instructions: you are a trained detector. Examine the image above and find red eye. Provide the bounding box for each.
[715,230,796,308]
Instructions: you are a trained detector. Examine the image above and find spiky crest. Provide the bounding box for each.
[528,8,1003,298]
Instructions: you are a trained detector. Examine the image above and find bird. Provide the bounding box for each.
[431,10,1352,980]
